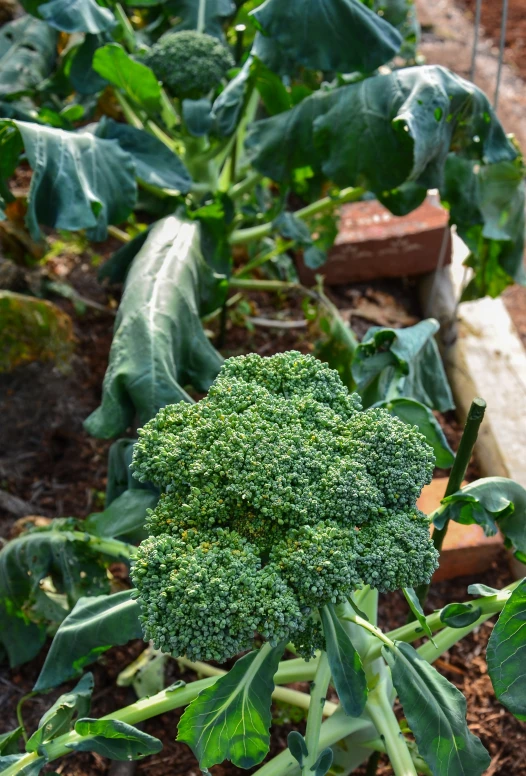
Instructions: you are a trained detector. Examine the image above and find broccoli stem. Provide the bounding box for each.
[229,171,265,200]
[228,186,365,245]
[302,650,332,773]
[414,397,487,609]
[366,677,418,776]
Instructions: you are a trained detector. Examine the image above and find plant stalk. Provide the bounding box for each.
[302,650,332,772]
[414,397,486,609]
[366,678,418,776]
[67,531,137,560]
[229,187,365,245]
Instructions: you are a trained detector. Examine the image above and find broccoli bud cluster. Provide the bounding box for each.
[131,352,437,663]
[142,30,234,100]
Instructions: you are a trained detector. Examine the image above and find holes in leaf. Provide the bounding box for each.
[434,107,443,121]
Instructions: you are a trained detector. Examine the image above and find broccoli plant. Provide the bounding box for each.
[2,353,526,776]
[0,0,524,451]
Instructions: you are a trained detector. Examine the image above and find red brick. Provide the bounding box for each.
[296,193,452,286]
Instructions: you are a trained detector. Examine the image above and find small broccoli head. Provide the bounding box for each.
[132,351,438,662]
[142,30,234,100]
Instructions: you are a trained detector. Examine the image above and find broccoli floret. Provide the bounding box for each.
[131,351,438,662]
[142,30,234,100]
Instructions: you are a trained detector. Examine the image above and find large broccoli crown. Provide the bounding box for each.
[142,30,234,99]
[132,352,437,663]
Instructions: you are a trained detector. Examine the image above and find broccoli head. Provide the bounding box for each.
[131,352,438,663]
[142,30,234,100]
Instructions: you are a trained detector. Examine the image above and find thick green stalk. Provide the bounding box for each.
[415,397,487,609]
[114,3,136,52]
[366,678,418,776]
[302,650,332,772]
[234,240,295,278]
[229,187,365,245]
[229,171,265,200]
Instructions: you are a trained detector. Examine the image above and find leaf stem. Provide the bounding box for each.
[67,531,136,560]
[302,650,332,772]
[229,171,265,199]
[228,187,365,245]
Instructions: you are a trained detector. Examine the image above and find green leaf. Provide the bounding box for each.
[94,117,192,193]
[287,731,308,767]
[34,590,142,691]
[0,528,109,668]
[22,0,116,33]
[177,643,285,769]
[182,98,213,138]
[313,748,334,776]
[69,33,111,95]
[436,478,526,555]
[212,58,252,136]
[321,606,368,717]
[373,0,420,59]
[384,642,490,775]
[0,292,74,373]
[26,674,93,753]
[439,602,482,628]
[84,489,157,542]
[487,578,526,720]
[0,120,137,241]
[403,588,436,644]
[66,719,161,760]
[165,0,235,39]
[104,438,158,505]
[0,16,58,99]
[92,43,162,113]
[467,584,500,597]
[380,398,455,469]
[251,0,401,74]
[352,319,454,412]
[442,155,526,298]
[246,66,516,204]
[0,729,23,756]
[84,215,224,438]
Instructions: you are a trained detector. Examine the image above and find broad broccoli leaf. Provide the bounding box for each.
[26,674,94,753]
[69,33,112,95]
[321,605,368,717]
[379,398,454,469]
[35,590,143,691]
[442,155,526,298]
[487,578,526,720]
[165,0,235,39]
[246,66,518,221]
[84,489,157,543]
[93,117,193,194]
[0,120,137,241]
[352,319,454,413]
[250,0,402,74]
[92,43,163,113]
[178,643,285,769]
[66,719,162,760]
[21,0,116,34]
[0,16,58,99]
[383,642,490,775]
[84,215,225,438]
[0,528,110,668]
[0,728,23,756]
[435,477,526,558]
